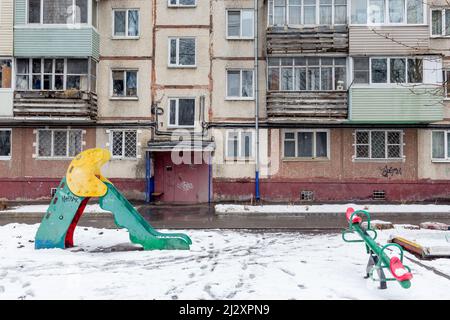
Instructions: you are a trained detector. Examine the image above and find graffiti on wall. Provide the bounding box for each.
[177,181,194,192]
[379,166,402,178]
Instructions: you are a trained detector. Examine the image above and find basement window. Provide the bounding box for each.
[301,190,314,201]
[372,190,386,200]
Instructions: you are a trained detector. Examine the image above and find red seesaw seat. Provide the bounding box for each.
[389,257,413,282]
[346,208,362,224]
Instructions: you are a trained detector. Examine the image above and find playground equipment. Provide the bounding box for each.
[342,208,413,289]
[35,148,192,250]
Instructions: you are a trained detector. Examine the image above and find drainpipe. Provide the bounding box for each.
[254,0,260,201]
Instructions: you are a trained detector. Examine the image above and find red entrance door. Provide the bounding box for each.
[154,152,209,203]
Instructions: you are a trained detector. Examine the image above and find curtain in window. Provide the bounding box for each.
[227,71,240,97]
[284,133,296,157]
[126,72,137,96]
[316,132,328,157]
[446,10,450,35]
[114,11,126,36]
[389,0,405,23]
[335,0,347,24]
[369,0,385,23]
[320,0,333,24]
[281,68,293,90]
[274,0,286,25]
[241,10,254,37]
[304,0,316,24]
[289,0,302,24]
[227,11,240,37]
[242,71,253,97]
[351,0,367,23]
[298,132,313,157]
[128,10,139,36]
[432,11,442,35]
[406,0,422,24]
[432,131,445,159]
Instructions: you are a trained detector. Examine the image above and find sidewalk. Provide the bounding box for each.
[1,202,450,230]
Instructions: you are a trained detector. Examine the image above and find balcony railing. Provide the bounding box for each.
[13,90,98,121]
[267,25,349,54]
[266,91,348,120]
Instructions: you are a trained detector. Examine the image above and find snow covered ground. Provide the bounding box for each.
[215,204,450,214]
[1,204,109,214]
[1,223,450,300]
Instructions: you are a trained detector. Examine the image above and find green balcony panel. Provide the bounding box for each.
[14,27,99,60]
[349,87,444,123]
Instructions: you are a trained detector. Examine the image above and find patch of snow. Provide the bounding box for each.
[0,223,450,299]
[0,204,110,214]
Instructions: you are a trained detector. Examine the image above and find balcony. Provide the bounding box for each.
[266,91,348,121]
[13,90,98,122]
[267,25,348,55]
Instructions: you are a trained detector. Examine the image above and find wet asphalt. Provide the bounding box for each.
[1,204,450,231]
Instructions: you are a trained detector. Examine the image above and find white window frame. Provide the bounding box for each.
[349,0,426,26]
[0,129,12,160]
[168,37,197,68]
[430,8,450,37]
[365,57,423,85]
[226,68,255,100]
[108,129,139,160]
[35,129,84,159]
[268,0,348,26]
[225,130,255,160]
[112,8,140,39]
[167,97,196,128]
[443,69,450,99]
[26,0,92,26]
[353,130,405,161]
[282,129,330,160]
[167,0,197,8]
[110,69,138,99]
[431,130,450,162]
[226,9,255,40]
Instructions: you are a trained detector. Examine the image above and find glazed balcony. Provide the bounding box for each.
[266,91,348,121]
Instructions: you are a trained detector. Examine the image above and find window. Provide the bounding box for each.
[37,129,82,158]
[0,59,12,89]
[268,57,346,91]
[351,0,423,24]
[168,98,195,127]
[432,131,450,160]
[110,130,138,159]
[354,130,403,160]
[168,38,196,67]
[354,57,422,84]
[227,69,254,99]
[168,0,196,7]
[227,10,254,39]
[443,69,450,98]
[226,131,254,159]
[112,70,137,98]
[283,130,329,159]
[0,130,11,159]
[268,0,347,25]
[431,9,450,36]
[15,58,94,91]
[28,0,88,24]
[113,9,139,38]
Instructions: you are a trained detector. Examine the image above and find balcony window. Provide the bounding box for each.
[15,58,94,91]
[431,9,450,36]
[168,98,196,127]
[351,0,423,24]
[227,69,254,99]
[113,9,140,38]
[268,0,347,25]
[28,0,89,24]
[168,38,196,67]
[0,129,11,160]
[111,70,138,98]
[354,130,403,160]
[283,130,329,159]
[227,10,254,39]
[37,129,83,159]
[0,59,12,89]
[268,57,346,91]
[110,130,138,159]
[226,131,254,159]
[353,57,422,84]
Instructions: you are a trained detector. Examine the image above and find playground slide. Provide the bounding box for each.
[35,148,191,251]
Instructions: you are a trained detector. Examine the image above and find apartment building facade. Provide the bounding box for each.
[0,0,449,203]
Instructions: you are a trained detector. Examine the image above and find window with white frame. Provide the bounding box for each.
[0,129,11,159]
[227,9,254,39]
[28,0,89,24]
[110,130,138,159]
[350,0,423,24]
[431,131,450,160]
[113,9,139,38]
[431,9,450,36]
[283,130,329,158]
[227,69,254,99]
[352,57,423,84]
[168,38,196,67]
[168,0,196,7]
[37,129,82,158]
[268,0,348,26]
[443,69,450,98]
[168,98,195,127]
[111,70,138,97]
[0,59,12,89]
[354,130,403,160]
[268,57,346,91]
[226,131,254,159]
[15,58,95,92]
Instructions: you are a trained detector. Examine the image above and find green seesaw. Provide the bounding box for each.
[342,208,413,289]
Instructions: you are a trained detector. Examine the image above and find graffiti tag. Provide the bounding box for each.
[62,195,79,203]
[177,181,194,192]
[379,166,402,178]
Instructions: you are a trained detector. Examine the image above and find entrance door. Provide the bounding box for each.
[154,152,209,203]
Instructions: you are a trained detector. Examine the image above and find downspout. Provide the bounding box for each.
[254,0,260,201]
